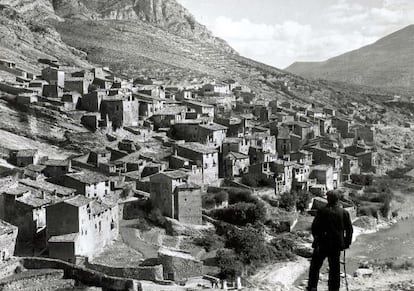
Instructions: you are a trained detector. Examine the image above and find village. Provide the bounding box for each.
[0,57,387,290]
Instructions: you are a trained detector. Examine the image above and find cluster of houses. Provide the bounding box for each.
[0,58,380,285]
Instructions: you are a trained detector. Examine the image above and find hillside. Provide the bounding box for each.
[286,25,414,90]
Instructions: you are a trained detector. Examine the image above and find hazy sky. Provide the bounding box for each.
[177,0,414,68]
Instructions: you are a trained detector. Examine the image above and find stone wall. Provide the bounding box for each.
[21,257,138,291]
[86,261,164,281]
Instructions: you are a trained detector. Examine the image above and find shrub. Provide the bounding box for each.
[148,208,166,227]
[351,174,373,186]
[279,192,297,211]
[210,202,266,226]
[194,234,224,252]
[216,249,244,280]
[296,190,312,212]
[241,175,258,187]
[226,187,257,204]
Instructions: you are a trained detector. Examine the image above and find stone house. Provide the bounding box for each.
[93,77,113,90]
[16,92,38,105]
[158,248,203,282]
[173,183,202,225]
[151,106,187,130]
[137,84,166,99]
[136,94,166,119]
[81,90,109,112]
[43,159,72,178]
[65,77,89,96]
[200,83,230,96]
[310,165,337,191]
[277,127,291,158]
[290,150,313,165]
[41,67,65,88]
[184,100,215,118]
[46,195,119,263]
[9,149,40,167]
[0,219,18,263]
[292,163,311,191]
[223,79,239,92]
[355,126,375,144]
[42,84,64,98]
[197,122,228,149]
[175,143,219,186]
[61,171,111,199]
[28,80,49,95]
[332,117,351,137]
[246,132,277,156]
[150,170,189,218]
[341,154,360,181]
[1,181,74,254]
[222,137,250,156]
[100,95,139,129]
[214,116,245,137]
[62,92,81,110]
[224,152,250,178]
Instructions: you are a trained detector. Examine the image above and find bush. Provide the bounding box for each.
[194,234,224,252]
[351,174,373,186]
[241,175,257,187]
[226,187,257,204]
[296,190,312,212]
[148,208,166,227]
[210,202,266,226]
[279,192,297,211]
[216,249,244,280]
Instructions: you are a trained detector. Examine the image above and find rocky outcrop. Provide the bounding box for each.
[50,0,236,54]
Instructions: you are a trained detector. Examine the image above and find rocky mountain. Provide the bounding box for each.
[286,25,414,90]
[55,0,233,50]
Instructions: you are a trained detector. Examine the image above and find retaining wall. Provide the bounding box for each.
[20,257,139,291]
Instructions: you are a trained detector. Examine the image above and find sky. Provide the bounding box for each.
[177,0,414,68]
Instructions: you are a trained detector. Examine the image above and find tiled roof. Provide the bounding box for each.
[48,233,79,243]
[225,152,249,160]
[0,219,17,236]
[161,170,188,179]
[63,195,92,207]
[177,142,217,154]
[65,170,109,184]
[19,179,75,197]
[199,122,228,131]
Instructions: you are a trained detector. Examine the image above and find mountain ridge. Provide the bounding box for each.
[286,25,414,89]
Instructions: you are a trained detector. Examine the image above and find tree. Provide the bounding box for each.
[216,249,244,280]
[210,202,267,226]
[279,192,298,211]
[296,190,312,212]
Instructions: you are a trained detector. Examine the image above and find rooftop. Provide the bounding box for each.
[161,170,188,179]
[185,100,213,108]
[199,122,228,131]
[44,159,70,167]
[19,178,75,197]
[176,182,201,190]
[48,233,79,243]
[15,149,38,157]
[65,170,109,184]
[0,219,17,236]
[3,185,31,196]
[177,142,218,154]
[90,200,111,215]
[153,106,186,116]
[225,152,249,160]
[63,195,92,207]
[158,247,199,261]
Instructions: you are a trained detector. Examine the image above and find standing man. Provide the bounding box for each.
[307,190,353,291]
